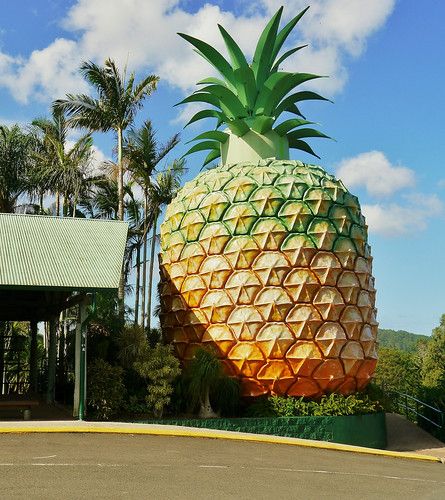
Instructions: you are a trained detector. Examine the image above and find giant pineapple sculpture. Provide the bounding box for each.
[160,6,378,397]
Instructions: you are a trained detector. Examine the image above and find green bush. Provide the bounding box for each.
[87,359,125,420]
[134,343,181,418]
[248,393,382,418]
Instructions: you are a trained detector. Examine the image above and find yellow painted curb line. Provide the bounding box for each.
[0,425,442,463]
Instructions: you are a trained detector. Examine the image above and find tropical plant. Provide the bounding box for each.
[54,59,159,315]
[184,347,238,418]
[31,109,94,216]
[53,59,158,221]
[0,124,34,213]
[145,158,186,332]
[160,7,378,398]
[125,120,180,327]
[87,358,125,420]
[134,343,181,418]
[178,6,331,167]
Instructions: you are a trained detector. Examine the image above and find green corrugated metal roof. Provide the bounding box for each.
[0,213,128,290]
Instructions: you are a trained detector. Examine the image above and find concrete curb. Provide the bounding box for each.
[0,423,442,463]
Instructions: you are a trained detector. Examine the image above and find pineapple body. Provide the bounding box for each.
[159,159,378,397]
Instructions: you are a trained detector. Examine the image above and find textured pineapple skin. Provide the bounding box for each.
[159,159,378,397]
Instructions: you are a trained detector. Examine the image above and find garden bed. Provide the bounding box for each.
[135,412,387,449]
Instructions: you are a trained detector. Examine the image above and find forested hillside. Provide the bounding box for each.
[378,329,430,353]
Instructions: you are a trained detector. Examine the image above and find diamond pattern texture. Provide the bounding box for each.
[160,159,378,397]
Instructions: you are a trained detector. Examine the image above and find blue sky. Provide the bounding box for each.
[1,0,444,334]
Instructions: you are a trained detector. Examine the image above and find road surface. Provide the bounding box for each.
[0,433,443,499]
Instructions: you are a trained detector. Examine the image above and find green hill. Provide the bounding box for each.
[378,329,430,353]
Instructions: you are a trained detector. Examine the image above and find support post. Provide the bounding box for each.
[46,317,57,404]
[0,322,5,396]
[73,299,88,419]
[29,320,38,393]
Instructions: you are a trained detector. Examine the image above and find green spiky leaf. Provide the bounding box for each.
[218,24,249,71]
[187,130,229,144]
[184,109,226,128]
[251,7,283,87]
[271,45,307,72]
[287,137,321,159]
[175,92,221,109]
[275,91,330,119]
[178,33,236,88]
[202,149,221,167]
[199,84,247,119]
[251,115,275,134]
[227,119,250,137]
[233,66,258,110]
[271,7,310,62]
[284,103,306,119]
[288,128,331,140]
[274,118,314,136]
[256,72,323,116]
[182,140,220,157]
[197,77,228,86]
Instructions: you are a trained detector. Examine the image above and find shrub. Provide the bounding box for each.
[134,343,181,418]
[87,359,125,420]
[248,393,382,418]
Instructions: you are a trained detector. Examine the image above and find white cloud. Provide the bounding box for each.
[0,40,87,104]
[336,151,415,197]
[0,0,395,107]
[363,194,443,237]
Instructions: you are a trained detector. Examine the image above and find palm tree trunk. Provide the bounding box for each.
[199,386,218,418]
[56,192,60,216]
[72,194,77,217]
[62,194,68,217]
[117,126,125,320]
[141,191,149,330]
[39,192,44,214]
[146,212,158,334]
[117,127,124,221]
[134,239,141,327]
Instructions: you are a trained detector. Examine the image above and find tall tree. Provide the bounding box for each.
[422,315,445,390]
[0,125,33,213]
[145,159,186,332]
[374,347,422,396]
[53,59,158,315]
[31,110,94,216]
[53,59,158,221]
[125,120,180,327]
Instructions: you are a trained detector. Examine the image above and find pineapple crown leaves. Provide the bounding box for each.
[176,5,333,166]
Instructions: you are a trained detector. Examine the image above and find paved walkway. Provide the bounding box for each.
[386,413,445,460]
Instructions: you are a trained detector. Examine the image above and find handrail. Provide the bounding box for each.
[389,390,444,430]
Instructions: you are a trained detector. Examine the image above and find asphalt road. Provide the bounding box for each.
[0,433,444,499]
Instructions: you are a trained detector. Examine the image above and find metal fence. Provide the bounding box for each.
[390,390,445,430]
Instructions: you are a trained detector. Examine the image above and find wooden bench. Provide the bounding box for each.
[0,399,39,420]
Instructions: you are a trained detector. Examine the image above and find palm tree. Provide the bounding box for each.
[0,124,34,213]
[53,59,158,316]
[125,120,180,327]
[146,159,186,332]
[31,109,95,216]
[53,59,159,221]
